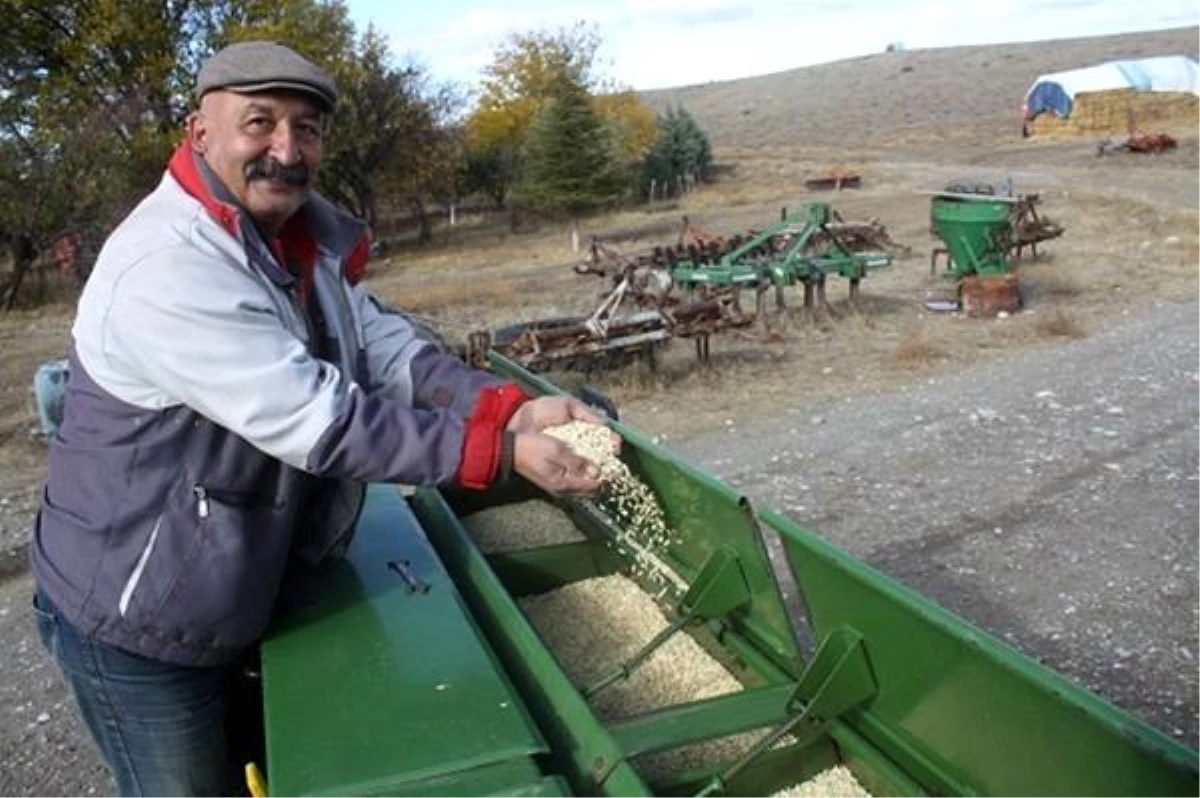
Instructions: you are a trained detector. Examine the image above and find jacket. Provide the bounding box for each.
[30,143,527,666]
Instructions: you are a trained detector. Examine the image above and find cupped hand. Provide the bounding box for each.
[511,431,605,496]
[507,395,607,433]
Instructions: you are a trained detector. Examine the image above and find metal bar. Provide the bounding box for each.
[410,488,652,796]
[484,539,622,598]
[608,684,796,757]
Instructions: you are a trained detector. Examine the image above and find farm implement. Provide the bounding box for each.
[927,185,1065,317]
[479,204,898,372]
[256,352,1198,797]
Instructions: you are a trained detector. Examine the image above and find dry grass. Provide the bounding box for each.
[893,322,945,366]
[1033,305,1087,339]
[0,25,1195,514]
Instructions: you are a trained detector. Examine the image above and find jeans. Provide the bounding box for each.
[32,589,238,797]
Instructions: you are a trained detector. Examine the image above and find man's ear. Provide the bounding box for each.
[186,110,207,154]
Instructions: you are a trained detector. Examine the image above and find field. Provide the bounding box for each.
[0,25,1196,795]
[1,24,1197,557]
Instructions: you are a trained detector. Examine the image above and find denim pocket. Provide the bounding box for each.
[31,591,59,660]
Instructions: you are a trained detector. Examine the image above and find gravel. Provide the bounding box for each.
[675,297,1200,749]
[1,300,1194,795]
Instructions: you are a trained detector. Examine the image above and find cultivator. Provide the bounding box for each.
[486,204,899,372]
[258,353,1199,797]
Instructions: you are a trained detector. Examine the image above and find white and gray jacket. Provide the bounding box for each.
[31,144,522,666]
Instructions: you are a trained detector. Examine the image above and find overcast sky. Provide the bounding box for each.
[345,0,1199,91]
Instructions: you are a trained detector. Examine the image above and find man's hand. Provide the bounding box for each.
[511,431,604,496]
[506,395,608,434]
[506,395,620,496]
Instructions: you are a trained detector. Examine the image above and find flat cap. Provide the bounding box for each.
[196,41,337,111]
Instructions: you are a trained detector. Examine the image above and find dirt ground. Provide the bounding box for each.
[0,25,1195,797]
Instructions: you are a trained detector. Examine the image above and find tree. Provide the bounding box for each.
[643,104,713,201]
[219,3,457,245]
[464,23,603,213]
[0,0,215,308]
[515,72,623,239]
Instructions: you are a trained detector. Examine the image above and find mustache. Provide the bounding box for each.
[244,157,310,187]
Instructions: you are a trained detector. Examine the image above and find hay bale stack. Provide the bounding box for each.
[1029,89,1199,137]
[459,499,586,553]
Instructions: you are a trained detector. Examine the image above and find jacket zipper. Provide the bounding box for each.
[195,485,210,519]
[194,485,282,519]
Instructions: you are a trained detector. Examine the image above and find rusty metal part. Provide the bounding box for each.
[804,169,862,191]
[1008,194,1064,260]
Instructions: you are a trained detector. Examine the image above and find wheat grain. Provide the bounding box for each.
[460,499,585,553]
[772,765,872,797]
[519,574,771,780]
[543,421,681,592]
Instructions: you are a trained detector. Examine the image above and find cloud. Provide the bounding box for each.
[353,0,1199,91]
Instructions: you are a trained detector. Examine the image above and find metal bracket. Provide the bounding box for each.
[582,547,750,700]
[694,626,877,797]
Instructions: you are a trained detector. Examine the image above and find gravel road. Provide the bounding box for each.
[675,298,1200,748]
[1,299,1196,796]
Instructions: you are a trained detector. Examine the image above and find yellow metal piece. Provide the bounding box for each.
[245,762,268,798]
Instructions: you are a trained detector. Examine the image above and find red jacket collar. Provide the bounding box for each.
[167,143,243,237]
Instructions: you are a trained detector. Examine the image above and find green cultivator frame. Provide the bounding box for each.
[671,203,893,313]
[259,353,1198,796]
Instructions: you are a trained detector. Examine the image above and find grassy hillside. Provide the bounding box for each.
[638,26,1199,153]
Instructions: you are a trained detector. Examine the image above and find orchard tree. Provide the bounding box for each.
[463,22,655,213]
[0,0,215,307]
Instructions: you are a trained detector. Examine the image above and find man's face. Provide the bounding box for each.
[188,91,325,235]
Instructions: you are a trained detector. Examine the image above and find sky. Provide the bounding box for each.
[345,0,1199,93]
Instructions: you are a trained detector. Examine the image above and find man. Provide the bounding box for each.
[30,41,611,796]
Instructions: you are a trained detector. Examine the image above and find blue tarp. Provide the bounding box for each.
[1022,55,1200,120]
[1024,81,1072,119]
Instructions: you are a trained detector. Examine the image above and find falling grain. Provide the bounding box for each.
[544,421,681,593]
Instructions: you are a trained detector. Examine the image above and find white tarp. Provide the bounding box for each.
[1028,55,1200,101]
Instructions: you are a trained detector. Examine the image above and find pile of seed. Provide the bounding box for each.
[459,499,585,553]
[519,573,770,780]
[543,421,680,594]
[772,764,872,797]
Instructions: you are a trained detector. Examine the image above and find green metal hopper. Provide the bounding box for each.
[929,193,1016,279]
[259,353,1198,796]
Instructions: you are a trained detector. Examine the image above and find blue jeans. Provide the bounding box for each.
[32,590,237,797]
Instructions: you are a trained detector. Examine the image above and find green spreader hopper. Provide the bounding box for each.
[257,354,1197,797]
[929,193,1017,279]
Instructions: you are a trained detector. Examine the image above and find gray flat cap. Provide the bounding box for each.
[196,41,337,111]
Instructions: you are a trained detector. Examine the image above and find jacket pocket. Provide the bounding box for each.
[125,485,292,651]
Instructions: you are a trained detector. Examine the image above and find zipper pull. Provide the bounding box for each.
[194,486,210,519]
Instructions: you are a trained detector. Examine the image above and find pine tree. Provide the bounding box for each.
[642,104,713,200]
[515,73,623,219]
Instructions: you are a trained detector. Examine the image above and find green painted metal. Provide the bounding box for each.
[930,193,1015,278]
[260,485,555,797]
[488,351,804,680]
[482,539,622,598]
[583,546,751,700]
[671,203,892,292]
[608,684,795,758]
[408,488,652,797]
[696,626,878,797]
[758,505,1200,796]
[261,352,1198,797]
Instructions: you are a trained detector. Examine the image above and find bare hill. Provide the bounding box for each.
[639,26,1199,153]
